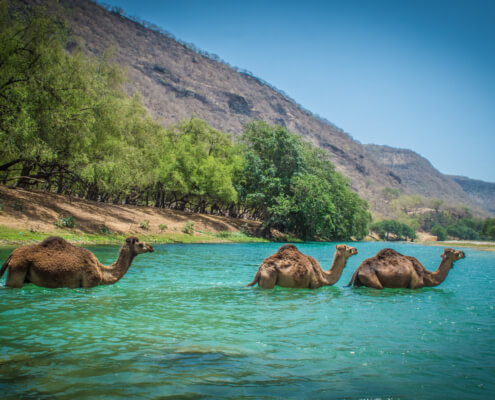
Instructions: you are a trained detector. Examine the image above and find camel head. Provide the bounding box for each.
[441,248,465,268]
[125,237,154,255]
[336,244,358,259]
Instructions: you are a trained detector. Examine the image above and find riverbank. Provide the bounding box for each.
[1,186,494,249]
[0,186,268,245]
[426,240,495,251]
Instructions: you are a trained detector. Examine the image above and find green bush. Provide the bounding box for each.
[140,220,150,230]
[182,222,194,235]
[99,225,111,234]
[55,216,76,228]
[13,200,23,211]
[370,220,416,241]
[432,225,447,241]
[446,223,479,240]
[158,224,167,231]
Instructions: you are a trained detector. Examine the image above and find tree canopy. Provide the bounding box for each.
[238,121,370,240]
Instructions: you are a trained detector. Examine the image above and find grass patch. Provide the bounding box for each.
[212,231,267,243]
[0,225,268,246]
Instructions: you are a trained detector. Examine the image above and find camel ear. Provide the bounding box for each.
[126,237,138,245]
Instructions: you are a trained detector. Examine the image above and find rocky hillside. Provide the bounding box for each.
[449,176,495,216]
[363,144,480,206]
[20,0,494,216]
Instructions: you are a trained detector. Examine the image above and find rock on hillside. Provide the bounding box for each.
[449,176,495,216]
[364,144,491,216]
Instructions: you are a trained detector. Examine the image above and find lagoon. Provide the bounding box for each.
[1,242,494,399]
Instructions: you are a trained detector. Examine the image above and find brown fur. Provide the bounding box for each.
[0,236,154,289]
[246,244,358,289]
[347,248,465,289]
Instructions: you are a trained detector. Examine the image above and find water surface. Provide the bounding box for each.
[1,242,494,399]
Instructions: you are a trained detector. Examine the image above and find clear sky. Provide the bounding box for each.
[99,0,495,182]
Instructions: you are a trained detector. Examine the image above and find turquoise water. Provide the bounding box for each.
[1,242,494,399]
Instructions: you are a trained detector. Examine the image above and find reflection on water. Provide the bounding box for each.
[0,242,494,399]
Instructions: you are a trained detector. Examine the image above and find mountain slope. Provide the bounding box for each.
[364,144,491,216]
[449,176,495,216]
[21,0,493,216]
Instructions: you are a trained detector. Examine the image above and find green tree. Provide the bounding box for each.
[370,220,416,241]
[432,225,447,241]
[238,121,370,240]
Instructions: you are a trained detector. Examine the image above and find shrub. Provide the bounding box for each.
[139,220,150,230]
[370,220,416,241]
[432,225,447,241]
[240,223,250,236]
[447,223,479,240]
[13,200,23,211]
[99,225,111,234]
[215,231,232,238]
[55,216,76,228]
[182,222,194,235]
[158,224,167,231]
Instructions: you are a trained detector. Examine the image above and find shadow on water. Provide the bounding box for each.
[345,286,453,299]
[247,285,346,301]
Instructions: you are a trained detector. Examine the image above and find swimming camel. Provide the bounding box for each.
[347,247,465,289]
[246,244,358,289]
[0,236,154,288]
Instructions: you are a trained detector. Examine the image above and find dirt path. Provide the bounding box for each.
[0,186,260,238]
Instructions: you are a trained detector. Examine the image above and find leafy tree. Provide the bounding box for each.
[156,117,241,211]
[481,218,495,240]
[446,223,479,240]
[238,121,370,239]
[382,187,400,202]
[370,220,416,241]
[432,225,447,241]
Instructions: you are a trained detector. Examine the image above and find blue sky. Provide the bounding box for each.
[100,0,495,182]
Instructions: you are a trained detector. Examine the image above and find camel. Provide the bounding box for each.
[347,247,465,289]
[0,236,154,288]
[246,244,358,289]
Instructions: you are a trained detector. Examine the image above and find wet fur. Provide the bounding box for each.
[1,236,152,289]
[347,248,463,289]
[247,244,356,289]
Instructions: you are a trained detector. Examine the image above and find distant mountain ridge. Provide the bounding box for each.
[22,0,494,216]
[449,176,495,216]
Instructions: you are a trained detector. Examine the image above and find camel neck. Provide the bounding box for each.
[424,257,453,287]
[101,246,136,284]
[322,253,348,286]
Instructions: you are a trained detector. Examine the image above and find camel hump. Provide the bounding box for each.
[39,236,73,251]
[376,248,403,259]
[277,244,299,253]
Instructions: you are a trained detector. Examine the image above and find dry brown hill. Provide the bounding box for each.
[363,144,489,214]
[449,175,495,216]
